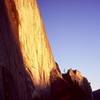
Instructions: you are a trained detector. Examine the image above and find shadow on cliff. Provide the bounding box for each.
[0,0,35,100]
[50,68,93,100]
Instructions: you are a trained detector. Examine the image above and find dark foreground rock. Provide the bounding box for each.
[93,89,100,100]
[51,69,93,100]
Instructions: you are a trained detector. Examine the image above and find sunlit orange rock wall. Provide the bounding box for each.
[0,0,61,99]
[4,0,58,88]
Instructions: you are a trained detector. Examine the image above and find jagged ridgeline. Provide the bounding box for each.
[0,0,93,100]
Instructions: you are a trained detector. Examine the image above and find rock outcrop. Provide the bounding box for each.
[51,69,93,100]
[0,0,93,100]
[93,89,100,100]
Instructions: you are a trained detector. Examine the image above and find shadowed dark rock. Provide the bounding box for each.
[93,89,100,100]
[51,69,93,100]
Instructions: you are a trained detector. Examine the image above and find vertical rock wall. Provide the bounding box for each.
[0,0,61,99]
[4,0,57,88]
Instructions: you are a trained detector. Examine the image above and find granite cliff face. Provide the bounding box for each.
[0,0,93,100]
[0,0,61,99]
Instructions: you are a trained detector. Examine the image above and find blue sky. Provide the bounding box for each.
[37,0,100,90]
